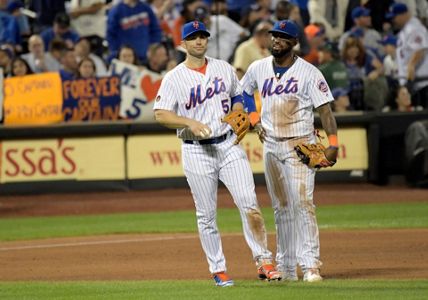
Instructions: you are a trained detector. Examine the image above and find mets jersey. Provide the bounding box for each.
[396,17,428,90]
[154,57,242,140]
[241,56,334,138]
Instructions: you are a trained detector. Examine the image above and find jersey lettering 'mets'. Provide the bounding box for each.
[185,77,226,109]
[261,77,298,98]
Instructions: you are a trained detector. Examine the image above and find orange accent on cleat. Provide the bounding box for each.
[213,272,234,287]
[258,264,282,281]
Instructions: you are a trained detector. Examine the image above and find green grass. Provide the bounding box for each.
[0,202,427,241]
[1,203,427,298]
[0,280,427,300]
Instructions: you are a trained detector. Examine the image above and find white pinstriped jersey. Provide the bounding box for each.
[396,17,428,89]
[153,57,242,140]
[241,56,334,138]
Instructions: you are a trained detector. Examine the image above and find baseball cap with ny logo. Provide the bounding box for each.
[182,20,211,40]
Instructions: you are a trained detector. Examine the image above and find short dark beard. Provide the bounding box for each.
[271,46,293,58]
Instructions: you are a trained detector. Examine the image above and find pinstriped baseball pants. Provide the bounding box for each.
[263,134,322,274]
[182,135,273,274]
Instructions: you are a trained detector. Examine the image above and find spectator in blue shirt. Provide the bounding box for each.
[40,13,80,50]
[107,0,162,63]
[0,2,20,48]
[59,47,78,81]
[7,1,30,36]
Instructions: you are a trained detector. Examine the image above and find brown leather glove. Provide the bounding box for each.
[294,143,337,169]
[222,110,250,144]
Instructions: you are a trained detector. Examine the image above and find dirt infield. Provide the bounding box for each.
[0,183,427,281]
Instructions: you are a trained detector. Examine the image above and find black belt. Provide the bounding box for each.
[271,136,295,142]
[184,130,232,145]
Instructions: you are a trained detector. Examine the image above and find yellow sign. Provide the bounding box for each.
[127,135,183,178]
[317,128,368,171]
[127,128,368,179]
[0,137,125,183]
[3,73,63,125]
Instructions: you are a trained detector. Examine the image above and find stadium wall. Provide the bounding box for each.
[0,111,427,194]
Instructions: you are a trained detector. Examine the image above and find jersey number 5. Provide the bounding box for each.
[221,99,230,114]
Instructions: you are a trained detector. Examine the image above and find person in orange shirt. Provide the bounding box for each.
[303,23,326,65]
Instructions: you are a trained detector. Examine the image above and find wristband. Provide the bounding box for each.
[249,112,261,127]
[328,134,338,147]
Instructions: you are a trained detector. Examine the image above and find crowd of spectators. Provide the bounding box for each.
[1,0,428,114]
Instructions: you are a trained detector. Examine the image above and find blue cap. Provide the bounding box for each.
[182,20,211,40]
[269,20,299,39]
[332,87,349,99]
[351,7,371,20]
[7,1,24,13]
[386,3,408,19]
[378,35,397,46]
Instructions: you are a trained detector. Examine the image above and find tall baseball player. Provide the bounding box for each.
[153,20,281,287]
[241,20,338,282]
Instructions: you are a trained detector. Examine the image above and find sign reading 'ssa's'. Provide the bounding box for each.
[0,137,125,183]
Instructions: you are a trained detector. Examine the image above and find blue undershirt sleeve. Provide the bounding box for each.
[243,91,256,112]
[231,94,244,106]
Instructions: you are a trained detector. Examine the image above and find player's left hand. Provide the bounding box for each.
[221,110,250,144]
[253,122,266,143]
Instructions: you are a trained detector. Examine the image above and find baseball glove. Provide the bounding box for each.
[294,142,336,169]
[222,110,250,144]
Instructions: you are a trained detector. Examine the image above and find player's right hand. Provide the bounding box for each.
[253,123,266,143]
[187,120,212,138]
[323,146,338,166]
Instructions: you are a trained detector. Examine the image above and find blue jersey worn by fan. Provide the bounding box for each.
[106,1,162,63]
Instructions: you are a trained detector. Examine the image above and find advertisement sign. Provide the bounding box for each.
[127,135,183,178]
[127,128,368,179]
[62,76,121,121]
[317,128,368,171]
[3,73,63,125]
[0,137,125,183]
[0,69,3,122]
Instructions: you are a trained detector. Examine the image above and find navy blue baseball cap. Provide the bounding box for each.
[182,20,210,40]
[351,7,371,20]
[386,3,408,19]
[269,20,299,39]
[378,35,397,46]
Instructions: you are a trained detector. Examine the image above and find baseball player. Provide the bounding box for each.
[153,20,281,287]
[241,20,338,282]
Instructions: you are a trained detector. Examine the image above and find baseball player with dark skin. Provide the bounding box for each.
[153,20,282,287]
[242,20,338,282]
